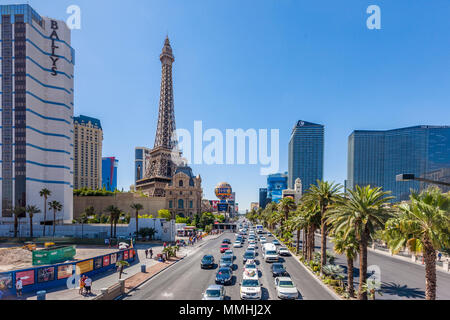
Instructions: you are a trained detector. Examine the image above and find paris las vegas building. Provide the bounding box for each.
[0,5,74,222]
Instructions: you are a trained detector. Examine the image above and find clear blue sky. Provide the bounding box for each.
[9,0,450,211]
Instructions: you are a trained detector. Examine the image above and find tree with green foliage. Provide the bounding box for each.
[200,212,215,229]
[158,209,172,220]
[12,206,26,238]
[383,187,450,300]
[39,188,51,236]
[130,203,143,236]
[25,205,41,238]
[49,200,63,237]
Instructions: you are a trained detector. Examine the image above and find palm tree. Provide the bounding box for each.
[278,197,297,228]
[328,185,393,300]
[304,180,343,273]
[39,188,51,236]
[48,201,63,237]
[116,260,130,279]
[330,230,358,298]
[383,187,450,300]
[287,212,307,255]
[12,206,26,238]
[130,203,143,237]
[25,205,41,238]
[105,205,120,238]
[79,213,89,239]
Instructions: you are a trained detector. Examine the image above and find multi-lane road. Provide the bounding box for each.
[125,230,336,300]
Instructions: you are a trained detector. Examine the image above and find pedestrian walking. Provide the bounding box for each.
[438,252,442,262]
[163,242,167,249]
[16,278,23,297]
[145,249,148,259]
[79,275,85,295]
[149,248,153,259]
[84,276,92,295]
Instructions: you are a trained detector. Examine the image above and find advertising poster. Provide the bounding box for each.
[15,270,35,286]
[103,255,110,267]
[110,253,117,265]
[0,272,13,289]
[57,265,73,280]
[124,250,129,260]
[117,252,123,262]
[94,257,102,270]
[76,260,93,275]
[37,267,55,283]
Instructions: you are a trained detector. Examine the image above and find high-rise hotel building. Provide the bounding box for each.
[73,115,103,190]
[348,125,450,201]
[0,5,74,222]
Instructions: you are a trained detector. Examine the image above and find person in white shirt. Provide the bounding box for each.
[16,278,23,297]
[84,277,92,295]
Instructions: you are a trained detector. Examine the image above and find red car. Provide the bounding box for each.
[220,244,230,253]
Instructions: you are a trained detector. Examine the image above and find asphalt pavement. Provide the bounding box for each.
[124,230,335,300]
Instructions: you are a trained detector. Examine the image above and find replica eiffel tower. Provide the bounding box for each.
[136,37,180,197]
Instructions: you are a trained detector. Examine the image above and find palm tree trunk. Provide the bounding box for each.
[307,225,315,261]
[423,240,437,300]
[110,220,113,238]
[358,232,368,300]
[43,197,47,237]
[53,210,56,236]
[347,256,354,298]
[320,218,327,272]
[14,216,18,238]
[302,228,307,258]
[296,229,300,254]
[135,211,139,236]
[30,216,33,238]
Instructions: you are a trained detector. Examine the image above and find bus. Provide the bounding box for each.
[256,225,264,234]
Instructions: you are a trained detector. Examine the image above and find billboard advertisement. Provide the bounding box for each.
[94,257,103,270]
[0,272,13,289]
[217,203,228,212]
[57,265,73,280]
[110,253,117,265]
[76,260,93,275]
[103,255,110,267]
[37,267,55,283]
[16,270,35,286]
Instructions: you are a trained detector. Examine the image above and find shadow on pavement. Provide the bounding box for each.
[381,282,425,299]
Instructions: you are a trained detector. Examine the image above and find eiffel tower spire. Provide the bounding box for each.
[154,36,176,149]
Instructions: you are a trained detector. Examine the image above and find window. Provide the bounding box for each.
[178,199,184,209]
[179,180,183,187]
[169,201,173,209]
[189,201,193,209]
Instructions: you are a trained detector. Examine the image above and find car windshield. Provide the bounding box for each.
[279,280,294,287]
[266,250,277,255]
[245,252,255,258]
[218,269,230,275]
[221,245,228,248]
[203,256,212,261]
[221,257,232,262]
[273,264,283,269]
[206,289,221,297]
[242,280,259,287]
[246,264,256,269]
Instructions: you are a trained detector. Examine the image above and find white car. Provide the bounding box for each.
[247,243,256,250]
[240,275,262,300]
[278,247,291,256]
[224,249,234,257]
[233,241,243,248]
[248,239,256,245]
[243,262,258,274]
[260,237,267,243]
[274,277,298,300]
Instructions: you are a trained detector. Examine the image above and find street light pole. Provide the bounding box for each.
[396,174,450,187]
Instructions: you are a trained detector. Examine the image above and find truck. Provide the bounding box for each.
[262,243,278,263]
[256,225,264,234]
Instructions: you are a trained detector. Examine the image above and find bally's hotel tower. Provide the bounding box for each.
[0,5,74,222]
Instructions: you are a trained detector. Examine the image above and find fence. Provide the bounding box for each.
[0,248,136,297]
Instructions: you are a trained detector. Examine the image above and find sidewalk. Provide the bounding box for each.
[20,233,222,300]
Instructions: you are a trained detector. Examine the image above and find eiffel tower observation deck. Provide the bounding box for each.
[136,37,180,197]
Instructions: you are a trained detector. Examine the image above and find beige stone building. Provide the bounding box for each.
[73,115,103,190]
[165,166,203,218]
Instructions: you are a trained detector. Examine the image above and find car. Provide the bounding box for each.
[201,255,215,269]
[243,250,256,263]
[233,241,243,248]
[266,232,272,237]
[243,262,258,274]
[270,263,287,277]
[263,243,279,262]
[274,277,298,300]
[215,267,233,285]
[240,276,262,300]
[202,285,226,300]
[224,249,234,257]
[247,244,256,250]
[278,247,291,256]
[222,239,231,244]
[272,239,280,246]
[220,244,230,253]
[248,239,256,245]
[219,255,233,268]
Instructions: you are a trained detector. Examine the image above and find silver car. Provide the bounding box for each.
[202,285,226,300]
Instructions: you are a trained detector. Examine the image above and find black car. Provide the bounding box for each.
[201,255,215,269]
[271,263,287,277]
[243,250,256,263]
[215,267,233,285]
[222,239,232,244]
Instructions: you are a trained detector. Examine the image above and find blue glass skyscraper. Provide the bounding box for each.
[348,125,450,201]
[288,120,324,190]
[267,172,288,203]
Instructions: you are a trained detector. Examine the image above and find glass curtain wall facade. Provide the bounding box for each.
[348,126,450,201]
[288,120,324,190]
